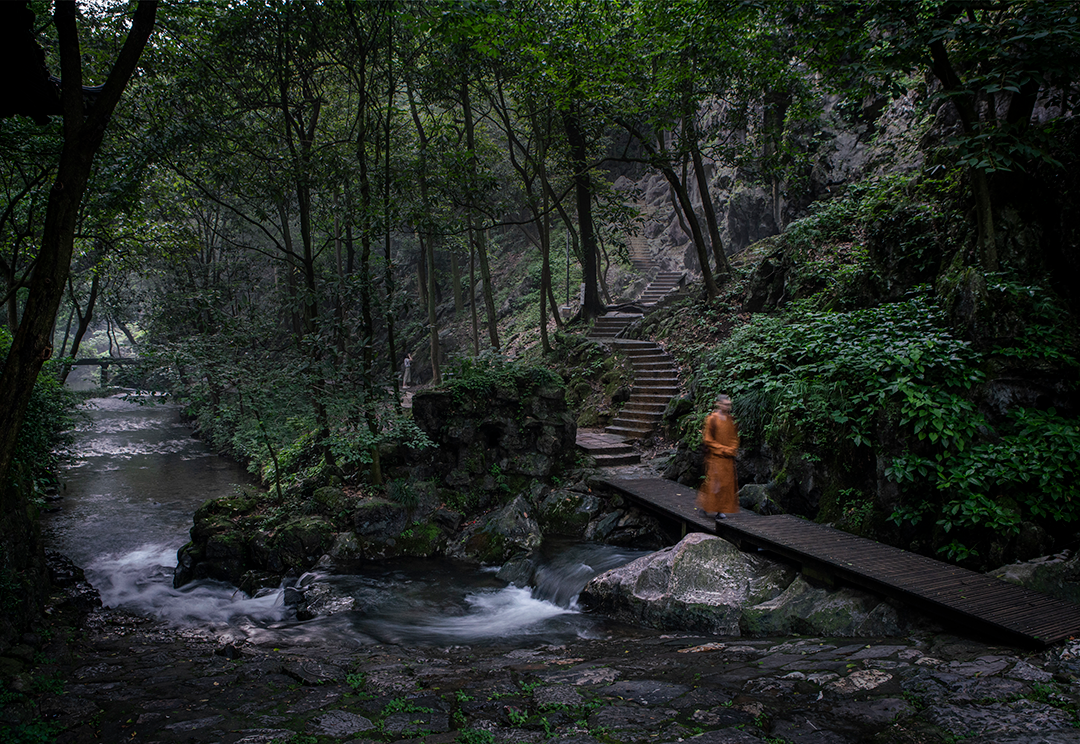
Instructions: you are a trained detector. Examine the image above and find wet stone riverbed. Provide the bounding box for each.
[18,393,1080,743]
[18,600,1080,744]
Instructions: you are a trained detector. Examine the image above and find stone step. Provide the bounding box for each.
[630,390,679,400]
[634,369,679,380]
[605,423,654,439]
[592,452,642,466]
[624,356,671,366]
[622,402,668,414]
[583,442,638,456]
[628,393,677,405]
[632,380,680,391]
[623,346,669,356]
[632,374,679,384]
[616,410,665,424]
[609,339,657,349]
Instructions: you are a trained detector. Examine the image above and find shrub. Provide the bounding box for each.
[694,289,1080,563]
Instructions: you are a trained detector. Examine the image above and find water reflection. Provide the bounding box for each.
[47,392,648,647]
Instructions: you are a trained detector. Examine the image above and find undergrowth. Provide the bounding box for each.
[691,285,1079,565]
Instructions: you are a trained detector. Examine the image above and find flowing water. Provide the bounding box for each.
[45,392,647,648]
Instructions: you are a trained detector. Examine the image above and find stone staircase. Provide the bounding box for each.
[637,271,682,306]
[576,241,685,464]
[601,339,680,441]
[584,270,685,444]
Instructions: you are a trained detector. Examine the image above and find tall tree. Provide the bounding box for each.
[0,0,157,492]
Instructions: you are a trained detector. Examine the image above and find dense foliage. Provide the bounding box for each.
[689,183,1080,566]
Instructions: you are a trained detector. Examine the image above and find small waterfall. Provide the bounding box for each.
[531,541,647,608]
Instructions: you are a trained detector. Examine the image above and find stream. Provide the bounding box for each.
[44,392,647,648]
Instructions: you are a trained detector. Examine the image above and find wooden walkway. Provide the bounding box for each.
[599,476,1080,648]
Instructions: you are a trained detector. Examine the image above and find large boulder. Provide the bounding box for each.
[579,533,795,634]
[581,533,930,638]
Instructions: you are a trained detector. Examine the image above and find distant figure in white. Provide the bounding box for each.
[402,353,413,389]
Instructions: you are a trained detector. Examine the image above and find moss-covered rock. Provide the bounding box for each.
[452,495,543,564]
[352,497,408,537]
[398,522,444,557]
[537,489,602,537]
[741,576,911,637]
[271,516,335,570]
[311,486,349,516]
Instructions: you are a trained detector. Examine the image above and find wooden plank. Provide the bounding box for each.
[597,476,1080,648]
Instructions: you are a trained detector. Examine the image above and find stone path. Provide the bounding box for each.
[19,604,1080,744]
[577,267,684,455]
[576,428,641,467]
[600,339,681,441]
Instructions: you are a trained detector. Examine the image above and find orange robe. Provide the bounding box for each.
[697,411,739,515]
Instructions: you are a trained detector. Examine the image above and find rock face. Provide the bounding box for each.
[581,533,930,638]
[411,379,577,491]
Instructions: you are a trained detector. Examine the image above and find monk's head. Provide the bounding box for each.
[714,395,732,414]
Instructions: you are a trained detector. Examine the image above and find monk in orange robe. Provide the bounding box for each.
[697,395,739,518]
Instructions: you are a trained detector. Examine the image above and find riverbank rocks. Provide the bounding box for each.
[990,549,1080,604]
[581,532,930,638]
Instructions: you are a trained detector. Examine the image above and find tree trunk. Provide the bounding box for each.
[563,108,604,320]
[407,81,445,370]
[416,248,428,309]
[469,239,479,355]
[928,38,998,273]
[686,110,730,279]
[426,229,441,385]
[0,1,156,628]
[460,79,500,350]
[450,249,463,318]
[60,271,99,383]
[540,175,552,353]
[664,161,717,297]
[0,0,156,488]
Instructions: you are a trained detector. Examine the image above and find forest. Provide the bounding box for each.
[2,0,1080,640]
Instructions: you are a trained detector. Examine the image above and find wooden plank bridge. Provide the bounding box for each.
[599,476,1080,649]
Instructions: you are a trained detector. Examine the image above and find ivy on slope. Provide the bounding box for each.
[695,288,1080,563]
[442,349,564,401]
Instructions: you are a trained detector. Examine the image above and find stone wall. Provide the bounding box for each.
[410,379,577,492]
